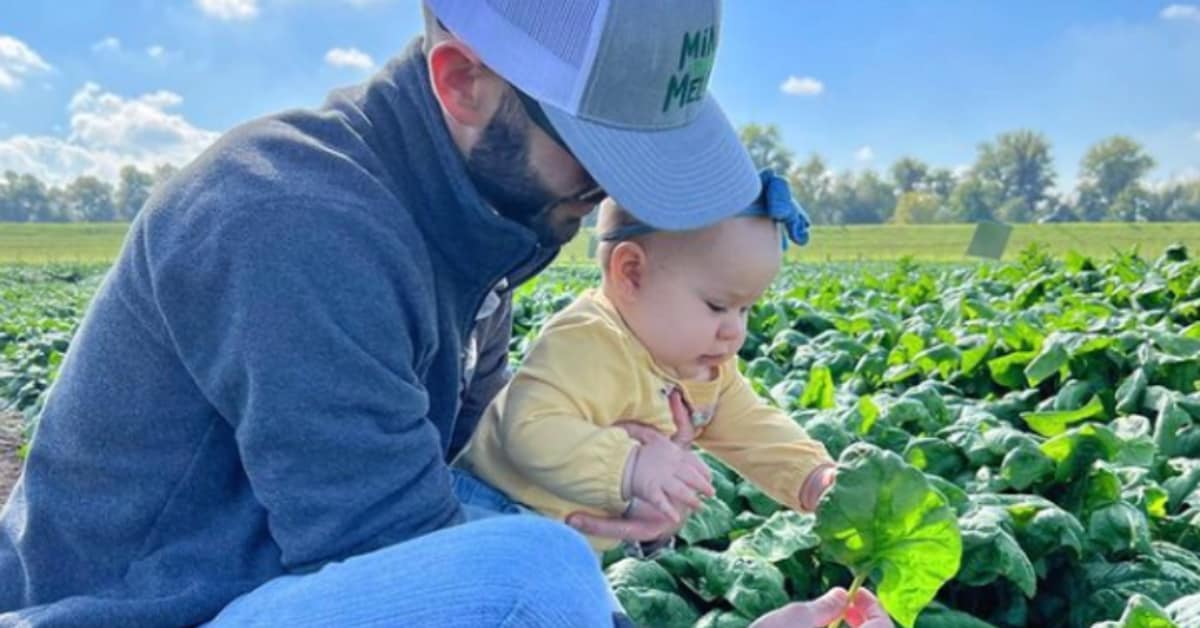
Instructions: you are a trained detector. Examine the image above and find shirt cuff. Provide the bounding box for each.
[798,462,837,511]
[603,431,640,514]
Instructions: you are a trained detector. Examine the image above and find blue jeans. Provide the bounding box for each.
[204,470,613,627]
[450,467,537,521]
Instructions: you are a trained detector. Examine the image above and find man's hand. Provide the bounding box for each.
[568,389,711,539]
[566,496,680,543]
[748,587,893,628]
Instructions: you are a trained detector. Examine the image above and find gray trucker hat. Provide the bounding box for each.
[425,0,760,230]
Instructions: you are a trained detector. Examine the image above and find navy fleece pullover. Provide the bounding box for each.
[0,38,554,626]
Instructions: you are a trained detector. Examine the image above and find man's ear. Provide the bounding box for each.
[610,242,648,299]
[427,40,498,128]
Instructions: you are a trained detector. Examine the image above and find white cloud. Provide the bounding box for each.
[0,35,53,92]
[1194,129,1200,142]
[147,45,166,59]
[855,146,875,162]
[195,0,259,21]
[324,47,374,71]
[780,75,824,96]
[1161,4,1200,22]
[0,82,218,184]
[92,37,121,54]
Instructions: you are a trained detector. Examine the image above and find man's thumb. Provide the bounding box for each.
[803,587,850,624]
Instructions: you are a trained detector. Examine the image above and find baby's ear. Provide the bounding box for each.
[610,242,647,296]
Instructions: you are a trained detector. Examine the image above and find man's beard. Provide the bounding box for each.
[465,93,581,248]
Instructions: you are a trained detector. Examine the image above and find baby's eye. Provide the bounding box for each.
[739,306,751,315]
[706,301,727,313]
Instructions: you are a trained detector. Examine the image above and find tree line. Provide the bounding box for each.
[0,164,177,223]
[2,128,1199,224]
[740,125,1200,224]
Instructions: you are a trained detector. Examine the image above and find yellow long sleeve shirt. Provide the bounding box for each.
[459,289,832,550]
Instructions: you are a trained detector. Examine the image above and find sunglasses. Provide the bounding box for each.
[537,183,607,218]
[513,87,572,155]
[511,88,607,216]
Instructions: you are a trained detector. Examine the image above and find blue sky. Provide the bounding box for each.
[1,1,1198,189]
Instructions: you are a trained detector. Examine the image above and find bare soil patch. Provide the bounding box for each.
[0,411,23,503]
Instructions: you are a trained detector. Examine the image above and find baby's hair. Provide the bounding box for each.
[596,198,650,274]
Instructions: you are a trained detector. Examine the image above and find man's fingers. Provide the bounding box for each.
[566,511,666,542]
[564,506,676,545]
[803,587,850,624]
[667,390,696,446]
[614,421,662,445]
[847,588,893,627]
[747,588,848,628]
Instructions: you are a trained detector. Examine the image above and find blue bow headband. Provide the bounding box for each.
[599,170,811,249]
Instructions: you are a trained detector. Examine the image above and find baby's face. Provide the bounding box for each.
[624,217,782,380]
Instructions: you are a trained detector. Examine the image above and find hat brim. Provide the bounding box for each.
[543,93,760,231]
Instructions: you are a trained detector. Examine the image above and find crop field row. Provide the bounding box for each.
[3,244,1200,626]
[3,222,1200,264]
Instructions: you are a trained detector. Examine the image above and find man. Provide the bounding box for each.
[0,1,759,625]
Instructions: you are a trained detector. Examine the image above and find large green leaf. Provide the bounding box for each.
[957,505,1038,597]
[1084,549,1200,623]
[914,343,961,379]
[1040,423,1123,482]
[745,357,785,388]
[728,510,819,562]
[1151,331,1200,359]
[1162,459,1200,515]
[1021,394,1106,437]
[1092,594,1179,628]
[988,351,1037,389]
[815,444,962,628]
[1088,501,1154,558]
[612,587,699,628]
[1004,497,1086,560]
[904,437,967,479]
[699,553,789,618]
[695,610,753,628]
[1155,399,1200,458]
[800,364,836,410]
[1000,443,1056,490]
[680,496,735,545]
[606,558,677,592]
[737,480,781,517]
[1025,339,1069,386]
[1167,593,1200,628]
[1116,368,1150,415]
[914,603,999,628]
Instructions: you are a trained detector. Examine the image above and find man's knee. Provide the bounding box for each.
[493,516,593,560]
[479,516,613,625]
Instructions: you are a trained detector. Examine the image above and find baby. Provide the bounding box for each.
[458,171,835,551]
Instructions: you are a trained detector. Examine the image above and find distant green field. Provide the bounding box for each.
[565,221,1200,263]
[0,223,130,264]
[3,221,1200,265]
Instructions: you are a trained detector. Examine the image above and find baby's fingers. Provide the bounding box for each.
[663,478,705,512]
[678,464,715,498]
[683,452,714,487]
[651,489,684,524]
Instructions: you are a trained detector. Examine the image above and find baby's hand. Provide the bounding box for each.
[625,430,715,523]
